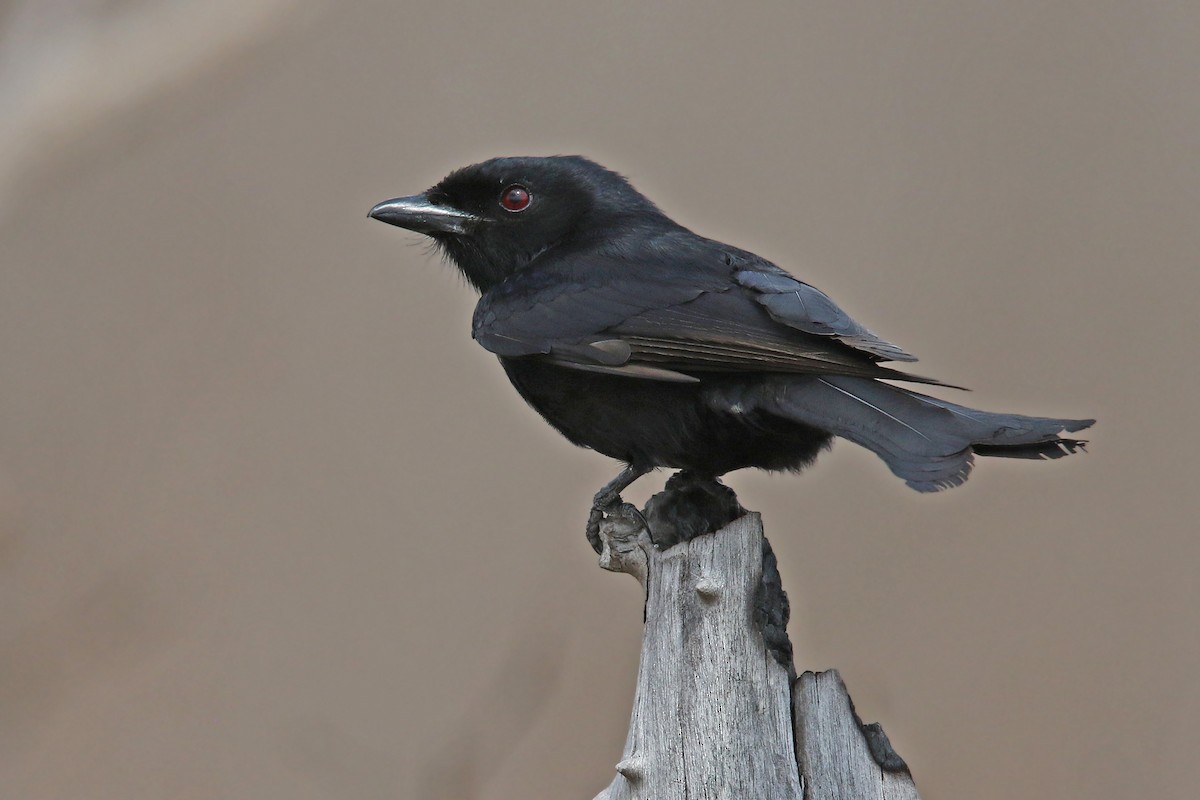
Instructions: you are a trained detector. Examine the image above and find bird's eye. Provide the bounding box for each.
[499,185,532,212]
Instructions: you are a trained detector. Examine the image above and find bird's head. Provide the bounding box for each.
[369,156,672,292]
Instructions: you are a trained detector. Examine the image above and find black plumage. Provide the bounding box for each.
[369,156,1092,547]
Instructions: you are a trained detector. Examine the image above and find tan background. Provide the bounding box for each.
[2,2,1197,798]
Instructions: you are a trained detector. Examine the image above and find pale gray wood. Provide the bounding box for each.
[794,670,922,800]
[593,510,801,800]
[592,508,923,800]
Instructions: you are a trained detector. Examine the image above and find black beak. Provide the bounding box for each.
[368,194,481,235]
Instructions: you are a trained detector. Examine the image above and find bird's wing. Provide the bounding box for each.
[731,264,918,362]
[473,235,937,385]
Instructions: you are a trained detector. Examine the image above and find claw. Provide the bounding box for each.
[586,499,647,554]
[586,506,606,553]
[584,465,652,553]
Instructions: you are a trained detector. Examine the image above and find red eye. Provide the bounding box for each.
[499,184,532,212]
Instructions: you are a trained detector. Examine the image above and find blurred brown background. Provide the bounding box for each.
[1,2,1196,798]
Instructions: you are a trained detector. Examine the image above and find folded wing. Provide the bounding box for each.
[473,232,941,384]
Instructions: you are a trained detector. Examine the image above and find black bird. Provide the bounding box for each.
[369,156,1092,549]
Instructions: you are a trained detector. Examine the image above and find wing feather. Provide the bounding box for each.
[734,267,918,361]
[472,231,943,385]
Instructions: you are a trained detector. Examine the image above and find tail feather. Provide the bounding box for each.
[717,376,1093,491]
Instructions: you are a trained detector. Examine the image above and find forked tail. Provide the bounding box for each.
[715,375,1094,491]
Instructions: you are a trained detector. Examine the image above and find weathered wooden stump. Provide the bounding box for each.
[592,486,922,800]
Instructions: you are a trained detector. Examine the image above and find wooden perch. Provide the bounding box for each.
[592,494,922,800]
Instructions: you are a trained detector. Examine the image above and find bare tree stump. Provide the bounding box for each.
[794,670,920,800]
[593,502,922,800]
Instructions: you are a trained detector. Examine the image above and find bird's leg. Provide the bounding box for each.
[586,464,650,553]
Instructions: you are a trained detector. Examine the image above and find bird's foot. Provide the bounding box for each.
[585,505,606,553]
[586,497,648,554]
[586,465,651,553]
